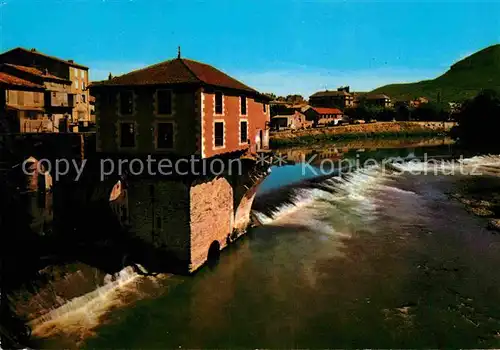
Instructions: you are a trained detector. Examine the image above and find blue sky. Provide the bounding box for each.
[1,0,499,97]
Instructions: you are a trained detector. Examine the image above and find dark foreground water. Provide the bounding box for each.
[29,139,500,348]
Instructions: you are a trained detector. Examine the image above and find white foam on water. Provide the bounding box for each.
[253,166,385,227]
[459,154,500,166]
[28,266,162,345]
[388,154,500,176]
[252,188,321,225]
[378,183,417,196]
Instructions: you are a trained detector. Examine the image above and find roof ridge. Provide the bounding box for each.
[3,63,70,82]
[8,47,89,69]
[178,58,203,83]
[5,62,35,69]
[106,58,176,82]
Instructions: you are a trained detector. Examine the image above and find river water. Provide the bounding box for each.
[28,138,500,348]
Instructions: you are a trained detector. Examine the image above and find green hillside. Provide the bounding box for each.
[371,44,500,103]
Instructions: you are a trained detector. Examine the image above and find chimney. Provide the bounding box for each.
[68,59,74,63]
[30,48,36,52]
[44,68,48,75]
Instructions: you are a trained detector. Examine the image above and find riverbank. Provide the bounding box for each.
[270,121,455,148]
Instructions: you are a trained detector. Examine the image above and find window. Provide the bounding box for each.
[34,92,40,104]
[82,94,86,103]
[263,103,267,113]
[240,96,247,115]
[75,80,79,89]
[120,91,134,115]
[214,122,224,147]
[215,92,223,114]
[120,122,135,148]
[157,90,172,115]
[157,122,174,149]
[80,70,85,79]
[240,120,248,144]
[82,81,86,90]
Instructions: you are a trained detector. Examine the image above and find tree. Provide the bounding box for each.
[412,102,448,121]
[394,102,411,121]
[263,92,277,101]
[453,89,500,150]
[377,107,397,122]
[285,94,305,105]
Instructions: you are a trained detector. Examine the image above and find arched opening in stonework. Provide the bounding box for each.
[207,240,221,266]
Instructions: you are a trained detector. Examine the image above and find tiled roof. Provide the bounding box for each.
[4,63,70,83]
[311,107,343,115]
[91,57,257,93]
[366,94,390,100]
[0,72,44,89]
[0,47,88,69]
[310,90,352,98]
[272,111,304,119]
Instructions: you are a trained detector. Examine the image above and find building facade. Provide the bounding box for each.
[304,107,344,126]
[0,47,92,132]
[0,71,47,133]
[364,94,392,108]
[271,111,311,130]
[90,55,270,157]
[309,87,354,109]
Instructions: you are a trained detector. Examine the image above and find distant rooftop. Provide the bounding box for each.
[0,47,88,69]
[3,63,70,83]
[0,71,44,89]
[310,90,352,98]
[365,93,391,100]
[311,107,343,115]
[272,111,304,119]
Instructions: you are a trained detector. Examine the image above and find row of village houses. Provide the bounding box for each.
[270,86,393,130]
[0,47,95,133]
[269,87,432,130]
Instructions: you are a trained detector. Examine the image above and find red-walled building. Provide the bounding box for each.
[90,54,270,158]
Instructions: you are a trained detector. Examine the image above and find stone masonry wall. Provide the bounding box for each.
[127,179,191,263]
[233,184,259,235]
[189,176,233,272]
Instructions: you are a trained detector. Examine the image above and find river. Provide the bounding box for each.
[24,137,500,348]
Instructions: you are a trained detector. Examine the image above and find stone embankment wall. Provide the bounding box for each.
[270,121,455,143]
